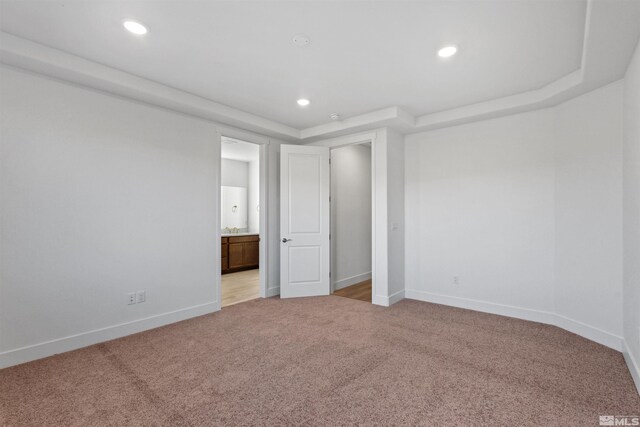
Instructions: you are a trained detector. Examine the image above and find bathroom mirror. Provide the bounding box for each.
[221,186,247,231]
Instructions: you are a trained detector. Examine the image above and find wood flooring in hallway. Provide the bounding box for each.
[333,279,372,302]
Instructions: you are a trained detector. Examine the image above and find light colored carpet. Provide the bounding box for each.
[1,297,638,426]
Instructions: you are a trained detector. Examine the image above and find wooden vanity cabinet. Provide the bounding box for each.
[221,234,259,274]
[221,237,229,271]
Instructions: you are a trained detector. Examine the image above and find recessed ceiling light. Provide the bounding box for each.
[123,20,148,35]
[438,45,458,58]
[297,98,310,107]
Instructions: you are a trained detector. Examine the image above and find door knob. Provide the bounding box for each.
[282,238,292,243]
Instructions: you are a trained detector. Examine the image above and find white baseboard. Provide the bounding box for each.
[404,289,556,323]
[553,314,622,352]
[623,341,640,396]
[333,272,372,291]
[404,289,623,351]
[372,295,388,306]
[372,289,405,307]
[0,301,219,369]
[388,289,405,306]
[266,287,280,297]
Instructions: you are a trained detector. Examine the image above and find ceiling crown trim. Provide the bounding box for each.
[0,31,301,141]
[1,0,638,143]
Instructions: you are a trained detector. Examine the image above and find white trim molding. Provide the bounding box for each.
[388,290,406,306]
[404,289,623,351]
[266,287,280,298]
[2,0,639,142]
[553,314,623,353]
[623,341,640,396]
[334,272,372,291]
[373,290,405,307]
[0,301,219,369]
[309,130,390,307]
[215,127,270,302]
[0,33,300,141]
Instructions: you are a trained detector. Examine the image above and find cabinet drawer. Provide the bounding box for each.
[228,235,259,244]
[221,243,228,258]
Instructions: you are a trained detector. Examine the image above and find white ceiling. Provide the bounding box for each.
[0,0,588,130]
[221,137,259,163]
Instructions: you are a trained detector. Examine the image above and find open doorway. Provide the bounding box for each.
[329,142,372,303]
[220,136,261,307]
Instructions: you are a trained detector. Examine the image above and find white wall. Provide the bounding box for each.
[405,109,557,314]
[386,129,405,302]
[554,82,623,339]
[248,159,259,234]
[266,141,282,297]
[0,65,219,366]
[623,40,640,392]
[0,66,282,367]
[405,82,624,350]
[330,144,372,289]
[221,158,248,187]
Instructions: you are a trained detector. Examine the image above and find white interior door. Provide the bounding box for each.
[280,144,330,298]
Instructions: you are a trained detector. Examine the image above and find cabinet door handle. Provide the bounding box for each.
[282,238,292,243]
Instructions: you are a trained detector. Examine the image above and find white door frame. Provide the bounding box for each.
[308,131,382,305]
[215,126,270,310]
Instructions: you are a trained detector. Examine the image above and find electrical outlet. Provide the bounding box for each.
[136,291,146,304]
[453,276,459,285]
[127,293,136,305]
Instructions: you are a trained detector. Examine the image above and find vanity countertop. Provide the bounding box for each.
[222,232,259,237]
